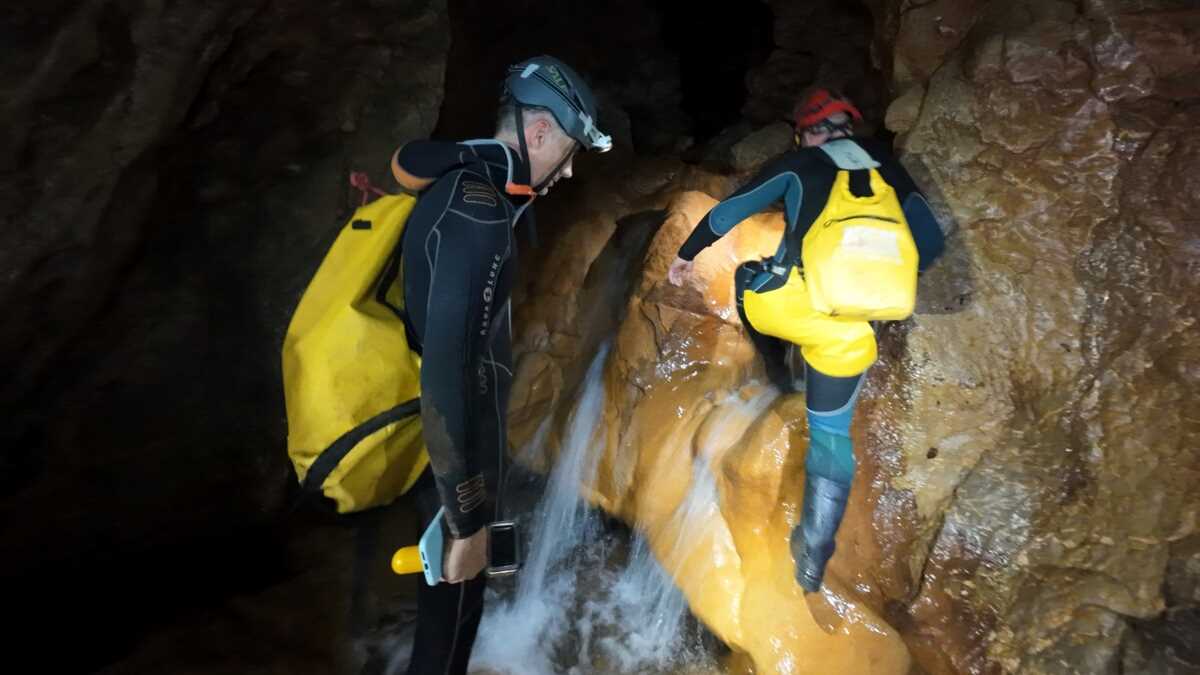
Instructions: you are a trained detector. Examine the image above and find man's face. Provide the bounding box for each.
[801,127,831,148]
[539,153,574,194]
[798,112,851,148]
[526,118,579,193]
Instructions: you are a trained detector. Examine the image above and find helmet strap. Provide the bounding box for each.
[533,142,577,194]
[506,104,536,197]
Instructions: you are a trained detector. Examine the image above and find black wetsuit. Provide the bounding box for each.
[395,139,531,675]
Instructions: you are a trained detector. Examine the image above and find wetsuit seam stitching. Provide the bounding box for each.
[446,208,508,224]
[423,172,464,347]
[491,239,512,520]
[482,358,513,377]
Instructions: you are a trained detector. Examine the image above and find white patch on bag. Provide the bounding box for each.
[839,226,902,262]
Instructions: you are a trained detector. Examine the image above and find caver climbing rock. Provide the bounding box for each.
[668,87,945,594]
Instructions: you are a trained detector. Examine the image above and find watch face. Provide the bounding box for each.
[487,521,521,577]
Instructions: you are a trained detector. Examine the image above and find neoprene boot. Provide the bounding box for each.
[790,473,851,593]
[790,473,850,592]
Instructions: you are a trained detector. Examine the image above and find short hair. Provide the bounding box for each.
[495,102,563,137]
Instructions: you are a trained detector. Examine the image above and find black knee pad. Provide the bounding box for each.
[805,364,865,413]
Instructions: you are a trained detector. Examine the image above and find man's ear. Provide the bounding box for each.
[529,118,552,150]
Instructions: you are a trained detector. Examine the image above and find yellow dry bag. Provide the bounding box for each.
[801,168,919,321]
[282,193,428,513]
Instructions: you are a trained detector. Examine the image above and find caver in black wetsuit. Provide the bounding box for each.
[390,54,611,674]
[393,138,532,674]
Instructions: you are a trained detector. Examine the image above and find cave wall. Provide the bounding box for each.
[743,0,888,131]
[869,0,1200,671]
[0,0,449,590]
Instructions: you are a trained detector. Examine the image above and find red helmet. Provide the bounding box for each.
[794,88,863,129]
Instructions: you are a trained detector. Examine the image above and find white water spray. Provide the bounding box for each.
[469,358,780,675]
[470,346,714,674]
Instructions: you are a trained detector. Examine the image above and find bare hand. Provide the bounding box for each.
[443,527,488,583]
[667,256,694,286]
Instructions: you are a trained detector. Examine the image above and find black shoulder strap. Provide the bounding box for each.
[374,223,422,354]
[776,166,841,269]
[300,398,422,494]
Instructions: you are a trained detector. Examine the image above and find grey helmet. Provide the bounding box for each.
[502,56,612,153]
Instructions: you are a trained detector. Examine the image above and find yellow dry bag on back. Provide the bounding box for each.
[282,193,428,513]
[801,168,919,321]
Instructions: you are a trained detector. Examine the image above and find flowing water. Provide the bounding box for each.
[469,344,723,675]
[374,345,790,674]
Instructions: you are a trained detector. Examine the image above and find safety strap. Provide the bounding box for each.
[510,106,536,196]
[373,230,422,353]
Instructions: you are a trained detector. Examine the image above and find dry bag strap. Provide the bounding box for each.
[301,398,422,493]
[350,171,388,206]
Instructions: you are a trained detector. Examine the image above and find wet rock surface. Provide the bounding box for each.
[872,0,1200,671]
[729,122,794,174]
[508,182,919,673]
